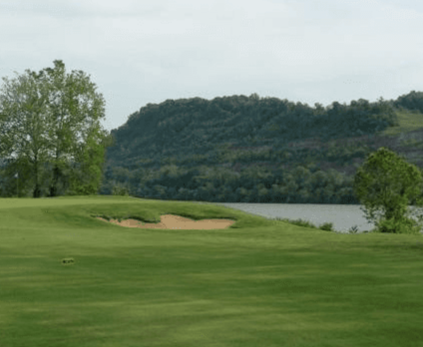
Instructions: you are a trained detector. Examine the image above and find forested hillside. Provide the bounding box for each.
[97,90,423,204]
[3,91,423,204]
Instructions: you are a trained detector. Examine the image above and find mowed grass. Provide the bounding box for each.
[1,195,423,347]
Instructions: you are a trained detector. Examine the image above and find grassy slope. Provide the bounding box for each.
[1,195,423,346]
[378,109,423,137]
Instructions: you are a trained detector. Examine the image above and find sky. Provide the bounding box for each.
[1,0,423,135]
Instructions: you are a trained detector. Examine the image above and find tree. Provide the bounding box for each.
[38,60,112,197]
[0,60,114,198]
[0,69,56,197]
[65,121,114,196]
[353,147,423,233]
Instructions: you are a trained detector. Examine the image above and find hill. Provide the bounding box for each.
[3,91,423,203]
[96,90,423,204]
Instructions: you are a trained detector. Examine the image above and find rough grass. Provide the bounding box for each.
[378,109,423,137]
[1,195,423,347]
[271,217,371,234]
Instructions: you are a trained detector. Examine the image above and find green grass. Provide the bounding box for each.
[271,217,367,234]
[378,109,423,137]
[1,195,423,346]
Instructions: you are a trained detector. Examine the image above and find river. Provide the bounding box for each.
[128,197,423,233]
[186,201,423,233]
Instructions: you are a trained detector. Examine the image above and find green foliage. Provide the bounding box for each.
[273,217,340,232]
[112,182,129,196]
[4,87,423,205]
[374,216,422,234]
[319,222,334,231]
[0,68,56,197]
[67,123,114,196]
[353,147,423,233]
[274,217,320,229]
[348,225,359,233]
[381,108,423,137]
[93,92,407,204]
[106,94,397,167]
[394,90,423,114]
[0,60,114,198]
[38,60,111,197]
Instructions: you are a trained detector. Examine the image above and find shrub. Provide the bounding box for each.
[112,183,129,196]
[348,225,359,233]
[375,217,422,234]
[319,222,334,231]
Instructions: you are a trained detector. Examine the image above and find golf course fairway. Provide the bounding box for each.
[1,195,422,346]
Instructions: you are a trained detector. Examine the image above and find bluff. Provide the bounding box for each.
[98,91,423,204]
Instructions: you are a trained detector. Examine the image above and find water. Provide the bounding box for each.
[187,201,423,233]
[128,197,423,233]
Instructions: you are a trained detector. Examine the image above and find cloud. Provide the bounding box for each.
[0,0,423,132]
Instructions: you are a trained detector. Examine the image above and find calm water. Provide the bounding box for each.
[128,197,423,233]
[187,201,423,233]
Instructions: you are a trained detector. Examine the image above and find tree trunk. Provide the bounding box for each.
[33,183,41,198]
[33,160,41,198]
[48,147,62,197]
[49,165,60,197]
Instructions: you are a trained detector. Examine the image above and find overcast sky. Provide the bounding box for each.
[1,0,423,134]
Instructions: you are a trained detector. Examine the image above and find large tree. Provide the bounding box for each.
[353,147,423,233]
[39,60,114,197]
[0,60,114,198]
[0,69,56,197]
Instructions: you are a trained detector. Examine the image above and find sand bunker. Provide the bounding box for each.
[96,214,236,230]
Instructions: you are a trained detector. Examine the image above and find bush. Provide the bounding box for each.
[112,183,129,196]
[375,217,422,234]
[348,225,359,233]
[319,222,334,231]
